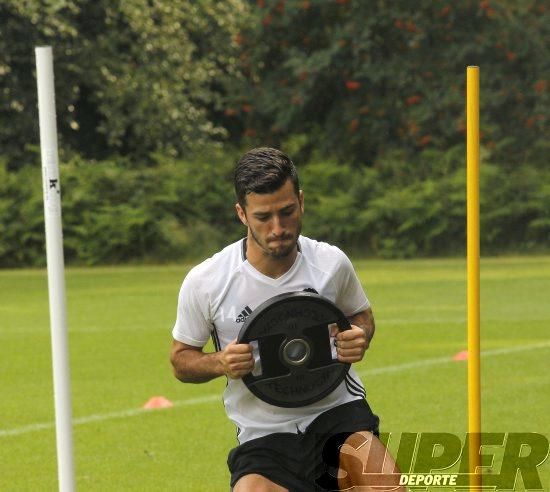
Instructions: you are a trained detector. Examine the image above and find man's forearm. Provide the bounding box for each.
[349,309,375,346]
[171,349,225,384]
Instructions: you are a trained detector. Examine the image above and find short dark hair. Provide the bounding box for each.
[234,147,300,207]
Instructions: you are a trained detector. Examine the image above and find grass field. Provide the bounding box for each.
[1,257,549,490]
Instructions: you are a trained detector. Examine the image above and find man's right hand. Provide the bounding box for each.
[220,339,254,379]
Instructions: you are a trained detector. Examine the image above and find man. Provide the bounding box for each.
[170,148,402,491]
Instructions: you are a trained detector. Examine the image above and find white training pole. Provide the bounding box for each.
[35,46,76,492]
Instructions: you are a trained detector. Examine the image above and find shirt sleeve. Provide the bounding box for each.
[172,269,213,347]
[333,249,370,316]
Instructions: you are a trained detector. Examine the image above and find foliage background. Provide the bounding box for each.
[0,0,548,266]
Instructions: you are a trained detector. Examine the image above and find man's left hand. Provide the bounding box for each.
[335,325,369,363]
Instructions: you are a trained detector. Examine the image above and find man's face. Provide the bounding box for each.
[236,179,304,259]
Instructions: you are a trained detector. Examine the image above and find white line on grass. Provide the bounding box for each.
[359,341,550,377]
[1,341,548,438]
[0,395,220,438]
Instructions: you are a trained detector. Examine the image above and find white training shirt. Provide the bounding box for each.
[172,235,371,444]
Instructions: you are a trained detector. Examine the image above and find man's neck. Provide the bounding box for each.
[245,236,298,279]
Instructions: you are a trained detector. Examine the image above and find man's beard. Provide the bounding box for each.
[249,222,302,259]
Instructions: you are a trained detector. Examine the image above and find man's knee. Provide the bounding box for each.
[339,431,404,490]
[233,473,288,492]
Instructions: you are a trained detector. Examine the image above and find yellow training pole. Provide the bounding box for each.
[466,66,482,490]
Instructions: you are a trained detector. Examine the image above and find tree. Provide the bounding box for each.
[0,0,250,167]
[232,0,549,167]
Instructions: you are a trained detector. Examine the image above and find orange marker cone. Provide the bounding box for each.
[453,350,468,361]
[143,396,174,409]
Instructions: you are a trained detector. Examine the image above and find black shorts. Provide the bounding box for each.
[227,399,380,491]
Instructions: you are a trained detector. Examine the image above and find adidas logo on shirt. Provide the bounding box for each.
[236,306,252,323]
[234,290,316,323]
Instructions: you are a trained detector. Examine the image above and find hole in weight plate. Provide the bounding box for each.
[283,338,310,366]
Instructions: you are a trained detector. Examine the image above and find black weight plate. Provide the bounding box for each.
[237,292,351,407]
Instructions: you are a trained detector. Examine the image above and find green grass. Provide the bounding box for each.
[1,257,549,490]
